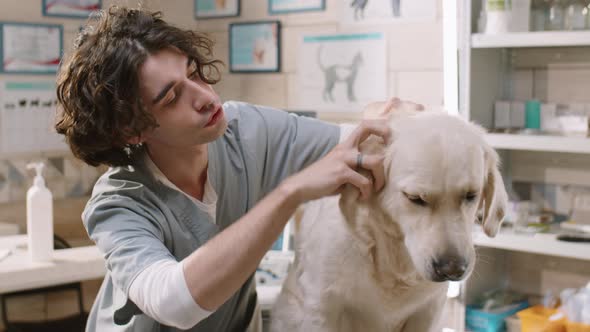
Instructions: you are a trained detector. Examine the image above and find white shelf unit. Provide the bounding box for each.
[452,1,590,331]
[473,231,590,261]
[472,31,590,48]
[485,133,590,154]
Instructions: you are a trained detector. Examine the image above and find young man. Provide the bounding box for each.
[56,6,392,332]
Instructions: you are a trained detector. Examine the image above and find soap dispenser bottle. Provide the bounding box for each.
[26,162,53,262]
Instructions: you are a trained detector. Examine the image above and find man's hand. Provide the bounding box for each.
[281,121,391,204]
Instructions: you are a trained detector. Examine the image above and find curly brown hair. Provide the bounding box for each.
[56,6,223,167]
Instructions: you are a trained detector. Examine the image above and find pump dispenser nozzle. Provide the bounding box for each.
[26,162,46,187]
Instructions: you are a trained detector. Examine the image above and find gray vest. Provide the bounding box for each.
[83,102,339,331]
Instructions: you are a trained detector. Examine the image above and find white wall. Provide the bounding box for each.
[157,0,444,122]
[0,0,444,122]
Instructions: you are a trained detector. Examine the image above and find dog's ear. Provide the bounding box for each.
[339,183,362,228]
[339,134,388,235]
[480,148,508,237]
[362,99,422,121]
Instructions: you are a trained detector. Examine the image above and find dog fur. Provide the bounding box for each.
[270,106,508,332]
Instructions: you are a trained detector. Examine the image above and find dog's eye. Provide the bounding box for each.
[464,192,477,202]
[404,193,428,206]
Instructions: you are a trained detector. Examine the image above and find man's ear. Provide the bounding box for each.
[127,136,142,145]
[480,147,508,237]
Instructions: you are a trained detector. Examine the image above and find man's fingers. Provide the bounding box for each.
[379,98,398,117]
[344,121,391,148]
[404,100,424,111]
[342,152,385,194]
[344,169,372,201]
[359,154,386,191]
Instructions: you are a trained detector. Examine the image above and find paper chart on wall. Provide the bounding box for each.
[341,0,436,25]
[43,0,101,17]
[1,24,62,73]
[0,81,67,155]
[296,32,387,112]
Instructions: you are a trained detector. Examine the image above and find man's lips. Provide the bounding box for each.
[205,105,223,127]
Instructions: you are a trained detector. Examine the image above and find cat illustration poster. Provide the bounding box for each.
[297,32,386,112]
[342,0,436,24]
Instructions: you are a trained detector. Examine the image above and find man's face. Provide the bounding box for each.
[138,48,226,150]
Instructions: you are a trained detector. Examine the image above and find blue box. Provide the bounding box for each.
[466,301,529,332]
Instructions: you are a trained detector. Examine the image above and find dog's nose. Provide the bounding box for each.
[432,256,468,281]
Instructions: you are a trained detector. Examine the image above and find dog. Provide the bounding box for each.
[270,102,508,332]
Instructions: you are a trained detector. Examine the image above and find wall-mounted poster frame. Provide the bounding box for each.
[229,21,281,73]
[296,32,387,112]
[42,0,101,18]
[0,22,63,74]
[268,0,325,15]
[195,0,240,19]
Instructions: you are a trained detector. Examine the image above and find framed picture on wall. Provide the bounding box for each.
[195,0,240,19]
[296,32,387,112]
[229,21,280,73]
[0,22,63,74]
[268,0,325,15]
[42,0,102,18]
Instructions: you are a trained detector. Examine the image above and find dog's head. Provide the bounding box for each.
[340,106,507,283]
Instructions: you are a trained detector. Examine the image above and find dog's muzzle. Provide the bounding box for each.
[431,255,468,282]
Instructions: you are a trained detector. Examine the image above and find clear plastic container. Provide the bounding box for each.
[485,0,512,34]
[531,0,549,31]
[547,0,566,30]
[564,0,587,29]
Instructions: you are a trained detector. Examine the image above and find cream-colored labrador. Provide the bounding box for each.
[270,103,508,332]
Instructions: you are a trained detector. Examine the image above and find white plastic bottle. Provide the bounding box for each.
[26,162,53,262]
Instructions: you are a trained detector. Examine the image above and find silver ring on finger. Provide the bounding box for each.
[356,153,363,171]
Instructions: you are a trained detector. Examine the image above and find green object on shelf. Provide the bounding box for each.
[487,0,510,11]
[525,100,541,129]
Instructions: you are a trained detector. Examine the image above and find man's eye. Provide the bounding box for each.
[165,94,177,106]
[404,192,427,206]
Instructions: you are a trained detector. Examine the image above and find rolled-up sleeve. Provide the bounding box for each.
[128,259,212,329]
[83,195,174,297]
